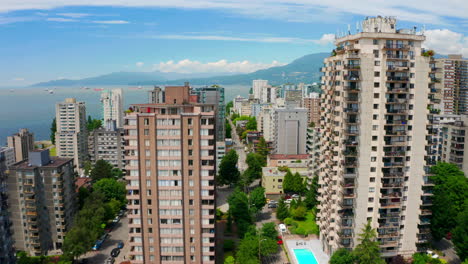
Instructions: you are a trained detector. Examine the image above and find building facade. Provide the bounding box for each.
[101,88,124,129]
[149,86,165,104]
[434,55,468,115]
[192,86,225,142]
[271,106,308,155]
[318,17,436,257]
[0,147,15,263]
[302,92,321,126]
[252,80,269,101]
[88,127,125,169]
[124,84,216,263]
[55,98,88,170]
[7,149,76,256]
[440,116,468,176]
[7,128,35,163]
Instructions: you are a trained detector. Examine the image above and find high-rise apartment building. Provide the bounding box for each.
[271,105,308,155]
[149,86,165,104]
[102,88,124,128]
[318,17,436,257]
[55,98,88,170]
[0,147,15,263]
[440,115,468,176]
[7,128,35,162]
[124,84,216,263]
[192,86,225,141]
[252,79,269,101]
[303,92,321,126]
[7,149,76,256]
[88,127,125,169]
[434,55,468,115]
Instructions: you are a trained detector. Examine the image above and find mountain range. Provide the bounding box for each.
[32,52,329,87]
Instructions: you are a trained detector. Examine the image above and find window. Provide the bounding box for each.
[372,136,378,141]
[373,39,379,45]
[144,118,149,125]
[367,207,374,212]
[374,82,380,88]
[368,197,374,202]
[370,167,376,172]
[188,118,193,125]
[369,187,375,193]
[374,72,380,77]
[373,93,380,98]
[374,61,380,66]
[144,129,149,135]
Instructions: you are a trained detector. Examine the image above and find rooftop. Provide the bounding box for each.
[270,154,310,160]
[10,156,73,170]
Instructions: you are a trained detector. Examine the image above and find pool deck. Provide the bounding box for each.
[285,239,330,264]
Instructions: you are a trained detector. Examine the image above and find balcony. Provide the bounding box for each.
[382,182,404,188]
[344,64,361,70]
[384,44,410,50]
[387,65,409,71]
[386,54,408,60]
[387,76,410,82]
[344,75,360,81]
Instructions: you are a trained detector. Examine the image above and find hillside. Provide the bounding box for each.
[32,52,329,87]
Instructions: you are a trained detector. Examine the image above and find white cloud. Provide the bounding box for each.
[56,13,90,18]
[152,33,334,45]
[424,29,468,57]
[0,16,35,24]
[46,17,77,22]
[312,34,335,45]
[153,59,285,73]
[92,20,129,24]
[136,62,144,67]
[12,77,25,81]
[1,0,468,25]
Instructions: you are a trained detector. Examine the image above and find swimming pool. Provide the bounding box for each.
[293,248,319,264]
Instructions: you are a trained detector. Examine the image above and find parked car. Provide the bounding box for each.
[268,203,277,208]
[117,241,124,249]
[291,194,300,199]
[284,194,292,199]
[92,240,103,251]
[279,224,287,233]
[105,257,115,264]
[112,216,120,223]
[285,199,293,204]
[111,248,120,258]
[118,210,125,217]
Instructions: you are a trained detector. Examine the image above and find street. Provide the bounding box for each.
[79,215,129,264]
[228,118,247,172]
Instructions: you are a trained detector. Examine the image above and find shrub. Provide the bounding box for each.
[284,218,294,226]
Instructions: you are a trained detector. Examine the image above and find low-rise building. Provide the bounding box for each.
[262,165,308,200]
[7,149,77,256]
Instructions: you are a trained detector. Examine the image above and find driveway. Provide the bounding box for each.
[79,215,129,264]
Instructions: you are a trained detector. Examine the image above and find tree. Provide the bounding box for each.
[62,226,94,261]
[87,116,102,131]
[111,167,124,179]
[412,253,442,264]
[83,161,92,177]
[250,186,267,213]
[90,160,114,181]
[256,137,269,162]
[246,117,257,130]
[292,172,307,194]
[226,101,233,114]
[228,188,252,237]
[290,205,307,220]
[390,255,407,264]
[452,203,468,261]
[430,162,468,240]
[225,119,232,139]
[224,256,235,264]
[304,175,319,209]
[282,170,294,193]
[50,118,56,145]
[236,233,260,264]
[330,248,355,264]
[218,150,241,186]
[93,178,126,204]
[77,186,90,209]
[276,198,289,221]
[261,222,278,240]
[353,221,385,264]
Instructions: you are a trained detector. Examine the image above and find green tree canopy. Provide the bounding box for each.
[50,118,56,145]
[224,256,235,264]
[249,186,267,213]
[87,116,102,131]
[452,203,468,261]
[90,159,114,181]
[93,178,126,204]
[225,119,232,139]
[430,162,468,240]
[256,137,269,162]
[217,149,240,186]
[226,101,233,113]
[282,170,294,193]
[330,248,355,264]
[353,221,385,264]
[261,222,278,240]
[228,188,252,237]
[304,175,319,209]
[276,198,289,221]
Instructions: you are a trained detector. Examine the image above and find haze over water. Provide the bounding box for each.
[0,85,248,145]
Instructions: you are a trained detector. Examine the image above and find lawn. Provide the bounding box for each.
[287,210,319,236]
[49,147,56,156]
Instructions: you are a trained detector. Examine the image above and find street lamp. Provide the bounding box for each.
[258,238,266,262]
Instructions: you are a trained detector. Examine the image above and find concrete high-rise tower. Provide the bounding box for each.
[7,128,34,162]
[55,98,88,170]
[318,16,436,257]
[101,88,124,128]
[124,84,216,263]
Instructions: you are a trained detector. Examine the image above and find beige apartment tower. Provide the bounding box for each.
[7,128,34,163]
[124,84,216,263]
[318,17,436,257]
[55,98,88,170]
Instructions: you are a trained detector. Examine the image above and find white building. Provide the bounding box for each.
[318,16,436,257]
[271,105,308,155]
[55,98,88,170]
[252,80,268,101]
[0,147,15,168]
[101,88,124,128]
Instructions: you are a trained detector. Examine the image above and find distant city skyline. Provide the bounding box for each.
[1,1,467,86]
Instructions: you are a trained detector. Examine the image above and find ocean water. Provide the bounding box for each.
[0,85,248,145]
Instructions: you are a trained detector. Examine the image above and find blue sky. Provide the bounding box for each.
[1,1,467,86]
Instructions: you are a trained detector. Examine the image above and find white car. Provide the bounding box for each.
[279,224,287,233]
[285,199,293,204]
[112,216,120,223]
[291,194,300,199]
